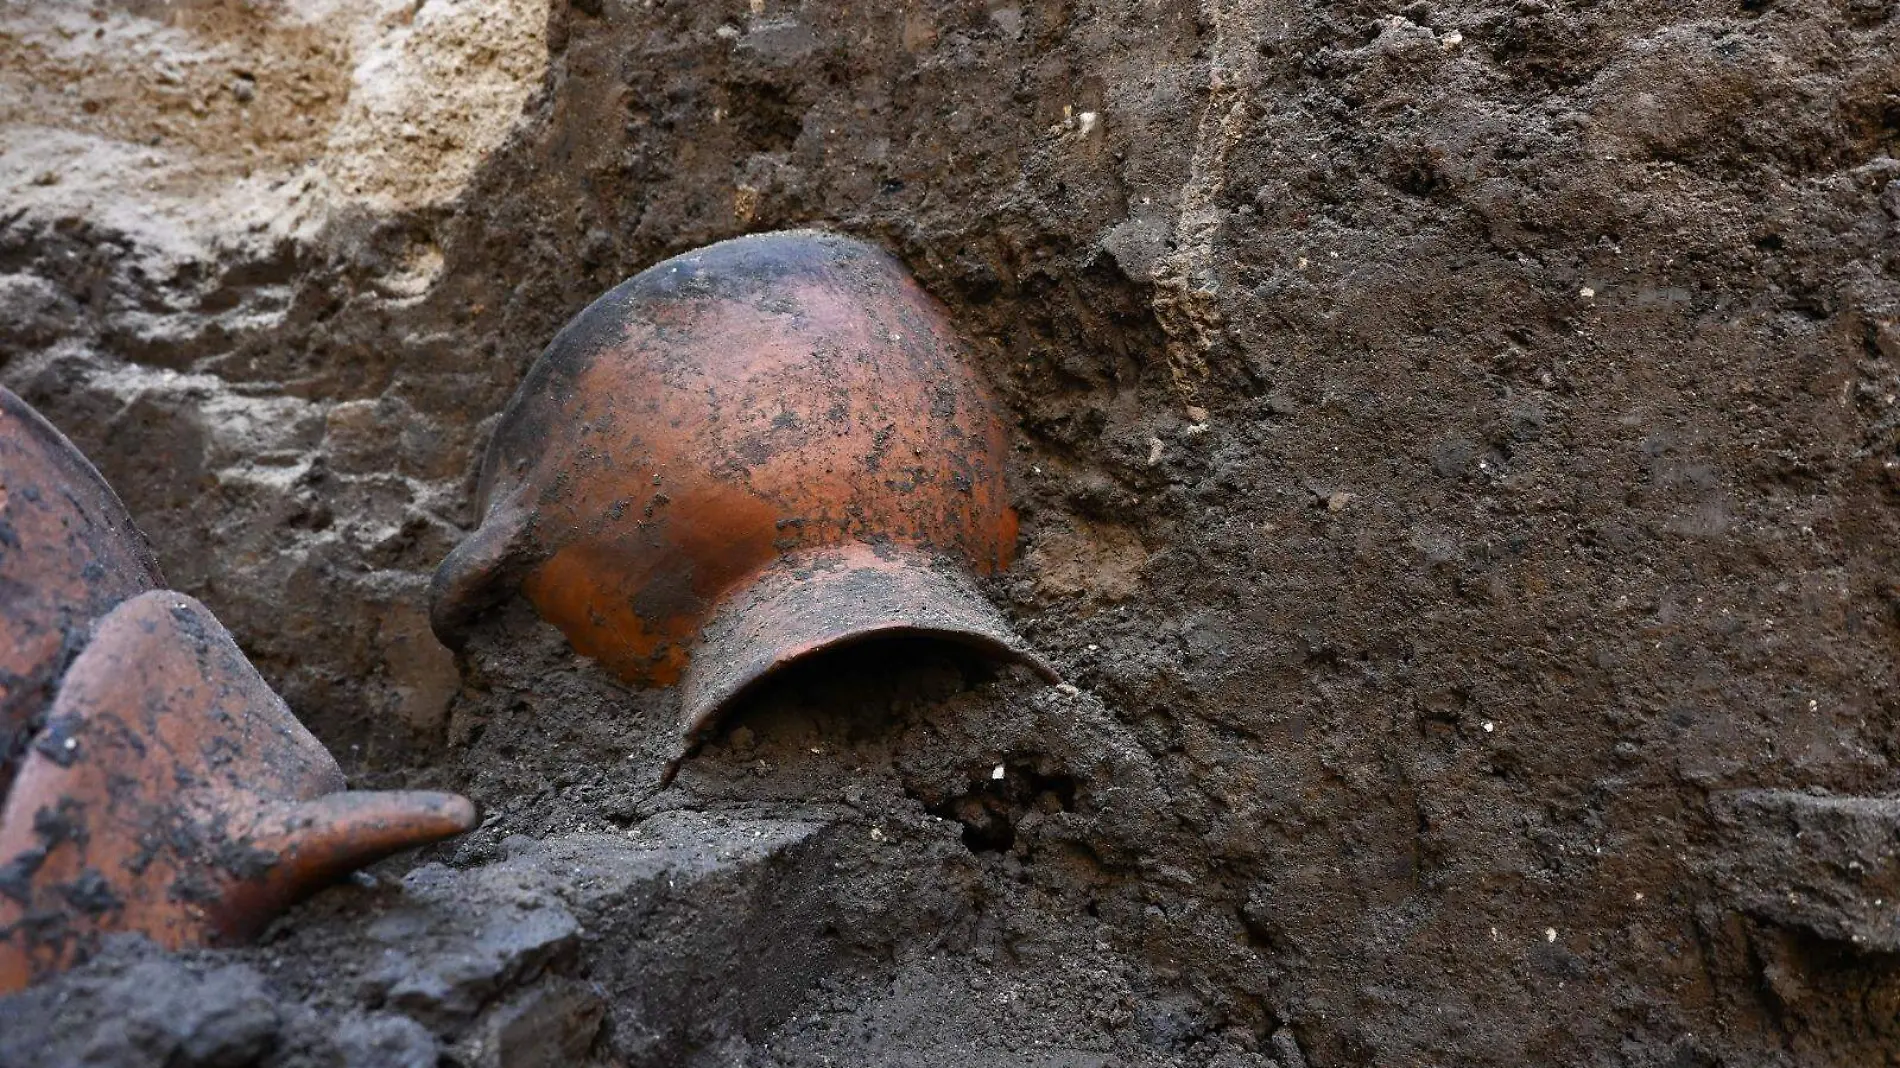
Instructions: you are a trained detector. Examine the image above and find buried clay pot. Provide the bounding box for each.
[0,387,165,799]
[0,590,477,993]
[430,230,1055,748]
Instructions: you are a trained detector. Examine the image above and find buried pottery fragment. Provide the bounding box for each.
[0,590,476,992]
[0,386,165,798]
[0,391,476,993]
[430,229,1056,753]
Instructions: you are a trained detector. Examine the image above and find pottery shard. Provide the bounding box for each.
[0,387,164,797]
[0,589,475,992]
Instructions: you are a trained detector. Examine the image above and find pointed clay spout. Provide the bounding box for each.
[225,790,478,933]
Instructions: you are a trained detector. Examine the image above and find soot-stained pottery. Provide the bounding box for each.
[0,591,477,992]
[430,229,1055,747]
[0,387,164,798]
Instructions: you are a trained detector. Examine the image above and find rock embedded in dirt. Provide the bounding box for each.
[0,386,164,799]
[0,957,281,1068]
[352,863,581,1030]
[1708,790,1900,952]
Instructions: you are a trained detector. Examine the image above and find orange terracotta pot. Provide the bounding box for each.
[431,230,1054,748]
[0,387,164,799]
[0,591,477,993]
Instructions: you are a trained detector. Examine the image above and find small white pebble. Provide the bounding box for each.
[1086,644,1099,652]
[62,738,76,750]
[1579,286,1595,299]
[869,827,886,841]
[1076,111,1099,136]
[1440,29,1463,47]
[1056,682,1080,696]
[1545,927,1558,943]
[1634,892,1644,901]
[1482,721,1495,733]
[992,765,1006,780]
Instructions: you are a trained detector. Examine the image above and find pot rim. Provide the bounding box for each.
[676,540,1059,744]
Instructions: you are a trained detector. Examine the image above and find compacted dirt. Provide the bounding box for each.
[3,0,1899,1065]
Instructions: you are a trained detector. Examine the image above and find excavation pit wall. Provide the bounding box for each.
[3,0,1900,1063]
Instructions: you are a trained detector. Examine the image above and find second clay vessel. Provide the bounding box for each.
[0,591,477,992]
[0,387,164,798]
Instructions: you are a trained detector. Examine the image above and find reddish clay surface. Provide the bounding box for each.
[432,231,1048,739]
[0,387,163,799]
[0,590,475,993]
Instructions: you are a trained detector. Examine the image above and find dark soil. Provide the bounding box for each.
[4,0,1900,1064]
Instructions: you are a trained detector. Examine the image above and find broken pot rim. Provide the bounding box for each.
[674,540,1060,745]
